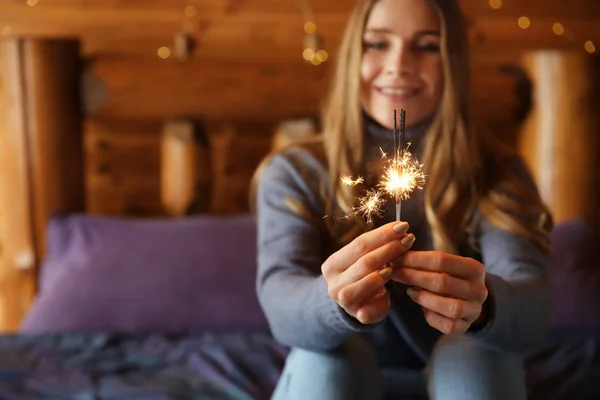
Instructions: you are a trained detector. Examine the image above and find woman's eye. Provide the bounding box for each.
[415,43,440,52]
[364,41,387,50]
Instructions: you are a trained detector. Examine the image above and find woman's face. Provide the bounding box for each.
[360,0,444,129]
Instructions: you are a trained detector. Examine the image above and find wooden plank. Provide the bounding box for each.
[23,39,85,257]
[82,54,524,121]
[208,121,274,214]
[520,51,600,224]
[84,118,164,216]
[83,57,328,120]
[0,39,37,332]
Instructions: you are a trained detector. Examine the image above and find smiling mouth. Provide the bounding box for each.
[376,87,420,97]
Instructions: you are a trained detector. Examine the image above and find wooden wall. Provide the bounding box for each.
[0,0,597,217]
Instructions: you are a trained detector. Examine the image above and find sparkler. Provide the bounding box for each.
[340,109,425,223]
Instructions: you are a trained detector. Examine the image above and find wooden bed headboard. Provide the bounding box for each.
[0,37,319,332]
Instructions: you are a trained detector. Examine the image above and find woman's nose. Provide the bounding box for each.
[385,47,414,76]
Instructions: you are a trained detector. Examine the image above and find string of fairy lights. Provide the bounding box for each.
[299,0,596,66]
[6,0,596,59]
[488,0,595,53]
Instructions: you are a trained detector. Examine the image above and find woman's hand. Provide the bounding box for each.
[322,221,415,325]
[391,251,489,334]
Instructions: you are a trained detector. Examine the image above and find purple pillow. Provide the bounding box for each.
[547,219,600,335]
[20,213,270,334]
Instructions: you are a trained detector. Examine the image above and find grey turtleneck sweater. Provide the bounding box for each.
[255,114,553,365]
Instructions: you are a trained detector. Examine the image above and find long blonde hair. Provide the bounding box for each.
[252,0,552,253]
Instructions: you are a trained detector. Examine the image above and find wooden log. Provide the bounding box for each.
[0,37,83,331]
[82,57,329,120]
[23,38,85,256]
[82,56,520,121]
[160,119,211,217]
[520,51,600,226]
[0,39,37,332]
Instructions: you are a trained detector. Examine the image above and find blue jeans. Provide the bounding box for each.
[271,334,527,400]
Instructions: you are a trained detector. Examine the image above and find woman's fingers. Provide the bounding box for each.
[340,233,415,286]
[322,221,409,277]
[336,267,393,317]
[421,307,471,334]
[394,251,484,281]
[355,290,391,325]
[391,268,475,299]
[407,287,482,324]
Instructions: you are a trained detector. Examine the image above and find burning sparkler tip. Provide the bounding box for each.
[333,109,425,223]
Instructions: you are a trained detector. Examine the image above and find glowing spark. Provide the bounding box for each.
[351,190,385,223]
[339,109,426,223]
[340,176,364,186]
[379,146,425,201]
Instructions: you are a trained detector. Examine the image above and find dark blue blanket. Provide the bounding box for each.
[0,331,597,399]
[0,332,288,400]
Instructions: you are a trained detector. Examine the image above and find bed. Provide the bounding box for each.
[0,211,595,399]
[0,213,290,400]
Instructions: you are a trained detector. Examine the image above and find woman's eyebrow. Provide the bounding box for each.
[364,28,393,34]
[363,28,441,36]
[414,30,441,37]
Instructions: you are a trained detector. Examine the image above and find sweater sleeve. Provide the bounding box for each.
[466,157,554,354]
[255,149,371,351]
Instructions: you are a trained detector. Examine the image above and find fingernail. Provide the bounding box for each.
[400,234,415,248]
[393,222,409,233]
[379,267,393,281]
[375,287,387,298]
[407,287,419,299]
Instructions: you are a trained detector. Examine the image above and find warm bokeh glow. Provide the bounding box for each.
[304,22,316,34]
[518,17,531,29]
[552,22,565,36]
[158,47,171,59]
[489,0,502,10]
[184,5,197,18]
[585,41,596,53]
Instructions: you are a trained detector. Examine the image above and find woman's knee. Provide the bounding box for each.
[426,334,527,400]
[272,335,385,400]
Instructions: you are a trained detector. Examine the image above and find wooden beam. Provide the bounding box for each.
[0,38,37,332]
[23,38,85,256]
[520,51,600,225]
[160,119,211,217]
[0,37,84,331]
[82,55,523,121]
[82,57,329,120]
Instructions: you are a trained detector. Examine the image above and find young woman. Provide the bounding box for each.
[253,0,553,398]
